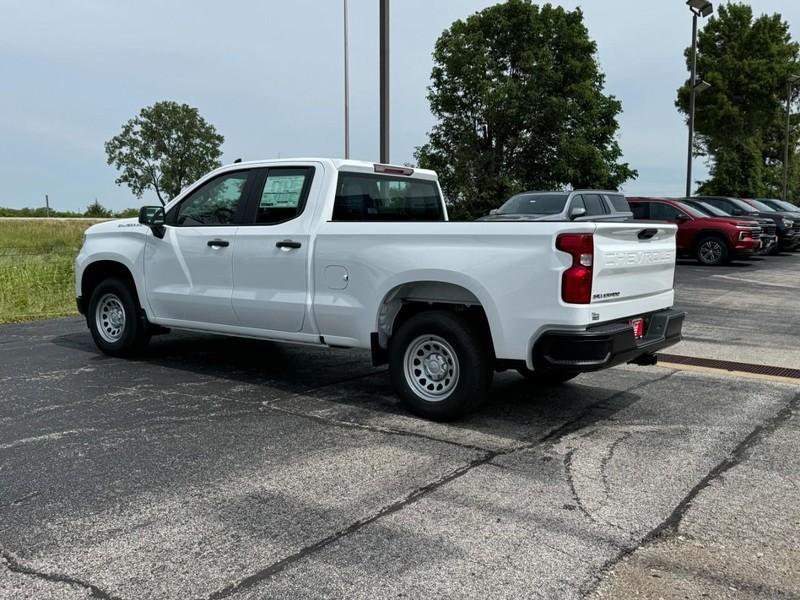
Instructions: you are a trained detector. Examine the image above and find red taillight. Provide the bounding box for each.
[556,233,593,304]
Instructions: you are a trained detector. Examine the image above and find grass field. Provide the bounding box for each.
[0,220,101,323]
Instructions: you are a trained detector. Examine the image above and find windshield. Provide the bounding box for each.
[728,198,759,214]
[762,199,799,212]
[683,199,729,217]
[497,193,568,215]
[746,199,774,212]
[672,201,707,218]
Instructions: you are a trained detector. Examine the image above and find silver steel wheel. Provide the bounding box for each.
[699,239,723,264]
[95,293,126,343]
[403,334,460,402]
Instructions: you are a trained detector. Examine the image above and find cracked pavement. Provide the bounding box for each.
[1,256,799,599]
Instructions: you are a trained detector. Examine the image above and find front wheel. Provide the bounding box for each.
[87,277,150,357]
[696,235,729,266]
[389,311,492,421]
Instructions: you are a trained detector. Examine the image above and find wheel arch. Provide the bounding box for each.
[372,274,503,362]
[79,259,143,316]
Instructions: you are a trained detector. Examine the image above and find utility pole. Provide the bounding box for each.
[45,194,50,218]
[685,1,713,197]
[344,0,350,159]
[379,0,390,163]
[685,12,698,198]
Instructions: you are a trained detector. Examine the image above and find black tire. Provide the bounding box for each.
[695,235,730,266]
[516,367,579,384]
[87,277,150,357]
[389,311,492,421]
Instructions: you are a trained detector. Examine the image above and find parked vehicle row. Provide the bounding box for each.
[627,195,798,265]
[479,188,798,268]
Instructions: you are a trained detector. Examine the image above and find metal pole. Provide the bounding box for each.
[379,0,390,163]
[344,0,350,159]
[783,81,792,201]
[685,13,698,197]
[45,194,49,217]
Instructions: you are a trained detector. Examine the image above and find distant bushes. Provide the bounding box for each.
[0,202,139,219]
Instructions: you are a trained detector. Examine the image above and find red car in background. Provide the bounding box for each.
[627,197,762,266]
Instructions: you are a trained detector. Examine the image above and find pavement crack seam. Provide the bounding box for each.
[262,402,494,453]
[563,448,597,524]
[600,431,632,501]
[539,370,678,444]
[204,450,500,599]
[584,390,800,597]
[0,549,122,600]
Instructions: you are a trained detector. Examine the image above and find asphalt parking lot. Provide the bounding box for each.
[1,254,798,599]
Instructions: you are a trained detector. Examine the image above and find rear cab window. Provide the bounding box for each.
[333,172,444,222]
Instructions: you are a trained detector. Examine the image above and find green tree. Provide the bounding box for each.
[85,199,112,218]
[677,3,800,198]
[105,101,224,205]
[415,0,636,220]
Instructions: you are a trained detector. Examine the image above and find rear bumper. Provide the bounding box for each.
[532,309,685,372]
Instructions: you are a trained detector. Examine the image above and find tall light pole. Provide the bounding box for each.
[782,74,800,201]
[379,0,390,163]
[685,0,713,197]
[344,0,350,159]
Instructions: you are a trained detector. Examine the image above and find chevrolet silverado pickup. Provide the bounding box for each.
[75,159,684,420]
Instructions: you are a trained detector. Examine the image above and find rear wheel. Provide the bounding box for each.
[88,277,150,357]
[516,367,579,385]
[389,311,492,421]
[696,235,729,266]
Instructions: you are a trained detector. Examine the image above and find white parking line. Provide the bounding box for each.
[710,274,800,290]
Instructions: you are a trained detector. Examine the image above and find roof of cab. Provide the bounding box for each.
[218,158,438,180]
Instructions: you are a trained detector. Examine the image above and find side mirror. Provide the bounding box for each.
[675,213,689,221]
[570,206,587,220]
[138,206,166,237]
[731,208,743,215]
[489,208,499,216]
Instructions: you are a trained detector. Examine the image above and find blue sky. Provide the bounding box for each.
[1,1,799,211]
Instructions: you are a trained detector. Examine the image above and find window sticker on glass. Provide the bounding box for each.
[260,175,305,208]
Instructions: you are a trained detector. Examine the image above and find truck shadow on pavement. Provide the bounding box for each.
[51,329,647,449]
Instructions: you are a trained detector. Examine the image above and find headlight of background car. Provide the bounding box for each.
[783,218,793,228]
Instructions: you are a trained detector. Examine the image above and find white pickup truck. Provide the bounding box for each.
[76,158,683,420]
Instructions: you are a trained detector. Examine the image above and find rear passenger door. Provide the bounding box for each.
[231,165,318,332]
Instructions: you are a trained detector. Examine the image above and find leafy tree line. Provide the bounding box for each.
[676,3,800,199]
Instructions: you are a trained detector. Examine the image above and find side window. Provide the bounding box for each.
[170,171,249,226]
[630,202,650,219]
[333,173,444,222]
[581,194,607,216]
[606,194,630,212]
[254,168,313,225]
[570,196,587,215]
[650,202,684,220]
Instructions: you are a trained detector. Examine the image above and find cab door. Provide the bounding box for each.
[143,169,254,326]
[231,165,318,332]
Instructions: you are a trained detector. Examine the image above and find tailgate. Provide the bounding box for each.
[591,223,677,303]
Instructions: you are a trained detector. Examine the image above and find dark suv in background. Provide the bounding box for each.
[696,196,796,254]
[740,198,800,251]
[628,197,761,265]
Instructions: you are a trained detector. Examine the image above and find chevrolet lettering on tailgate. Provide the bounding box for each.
[604,249,676,267]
